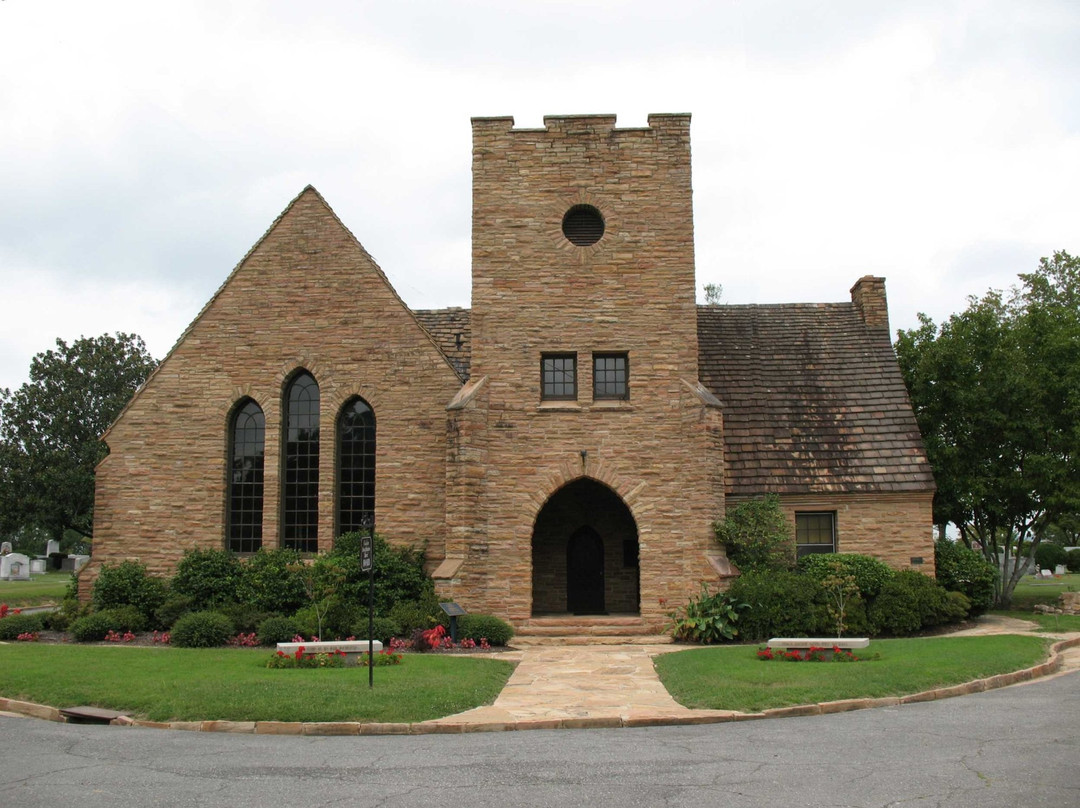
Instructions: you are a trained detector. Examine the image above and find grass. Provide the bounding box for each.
[654,635,1050,713]
[0,644,515,723]
[1007,573,1078,610]
[0,571,72,607]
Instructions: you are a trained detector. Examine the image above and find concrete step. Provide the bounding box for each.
[511,634,674,647]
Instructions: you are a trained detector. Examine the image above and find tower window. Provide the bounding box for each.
[562,205,605,246]
[593,353,628,400]
[542,354,577,400]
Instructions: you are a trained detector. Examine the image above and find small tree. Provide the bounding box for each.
[289,557,345,639]
[714,495,795,573]
[818,558,860,638]
[703,282,723,305]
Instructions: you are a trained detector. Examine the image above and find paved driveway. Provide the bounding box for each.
[1,671,1076,808]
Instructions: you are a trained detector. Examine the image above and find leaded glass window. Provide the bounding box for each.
[227,399,264,553]
[796,512,836,557]
[283,371,319,552]
[542,354,577,400]
[593,353,628,400]
[337,397,375,535]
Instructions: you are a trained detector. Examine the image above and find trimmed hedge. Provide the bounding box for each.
[256,615,301,646]
[70,606,147,642]
[170,611,235,648]
[457,614,514,646]
[725,571,832,642]
[0,613,44,640]
[868,570,956,635]
[91,560,167,623]
[799,553,895,600]
[171,548,242,609]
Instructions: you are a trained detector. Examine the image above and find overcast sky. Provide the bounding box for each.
[1,1,1078,393]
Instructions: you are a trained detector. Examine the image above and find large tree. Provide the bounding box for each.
[0,333,158,548]
[896,251,1080,606]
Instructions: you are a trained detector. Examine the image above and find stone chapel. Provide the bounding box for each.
[85,114,935,636]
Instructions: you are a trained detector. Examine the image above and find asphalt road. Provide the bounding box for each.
[1,673,1077,808]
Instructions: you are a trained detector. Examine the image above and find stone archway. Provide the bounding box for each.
[531,478,639,616]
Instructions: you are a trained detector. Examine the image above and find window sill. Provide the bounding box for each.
[538,400,582,412]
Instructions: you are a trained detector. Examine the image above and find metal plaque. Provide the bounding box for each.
[439,602,467,617]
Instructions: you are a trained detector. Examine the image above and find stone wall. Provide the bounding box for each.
[85,189,461,596]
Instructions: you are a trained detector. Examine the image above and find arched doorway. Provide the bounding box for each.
[531,478,639,616]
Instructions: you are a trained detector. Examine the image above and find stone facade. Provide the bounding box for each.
[86,113,936,630]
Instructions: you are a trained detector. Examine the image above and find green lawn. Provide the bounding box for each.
[1007,573,1078,609]
[654,635,1050,713]
[0,645,515,723]
[0,571,72,607]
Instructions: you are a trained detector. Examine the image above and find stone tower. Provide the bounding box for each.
[439,114,725,630]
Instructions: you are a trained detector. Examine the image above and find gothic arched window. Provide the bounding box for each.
[337,397,376,535]
[227,399,265,553]
[283,371,319,552]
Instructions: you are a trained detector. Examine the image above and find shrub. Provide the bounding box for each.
[235,549,308,614]
[934,539,998,616]
[353,615,401,644]
[329,532,436,616]
[70,606,146,642]
[1034,542,1069,571]
[170,611,235,648]
[0,613,44,641]
[214,602,273,634]
[91,560,167,623]
[869,570,955,636]
[944,590,973,622]
[42,597,87,631]
[457,613,514,646]
[154,594,195,630]
[1067,549,1080,574]
[388,594,443,637]
[256,615,301,646]
[725,571,832,642]
[714,495,795,573]
[669,586,748,643]
[171,548,242,609]
[799,553,895,600]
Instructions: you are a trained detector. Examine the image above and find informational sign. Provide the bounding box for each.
[439,602,467,618]
[361,534,373,572]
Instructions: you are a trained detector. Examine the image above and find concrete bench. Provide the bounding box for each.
[275,640,383,666]
[767,637,870,654]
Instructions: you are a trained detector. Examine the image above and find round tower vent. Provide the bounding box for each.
[561,205,605,246]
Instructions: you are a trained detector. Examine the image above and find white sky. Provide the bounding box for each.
[1,1,1078,392]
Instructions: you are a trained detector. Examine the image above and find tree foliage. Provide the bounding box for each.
[896,252,1080,605]
[0,333,157,543]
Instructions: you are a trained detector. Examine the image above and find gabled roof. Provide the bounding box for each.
[697,303,935,496]
[413,308,472,381]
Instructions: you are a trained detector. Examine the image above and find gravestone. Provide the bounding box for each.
[0,552,31,581]
[46,539,60,556]
[0,541,11,555]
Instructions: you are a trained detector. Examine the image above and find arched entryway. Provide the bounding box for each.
[531,478,639,616]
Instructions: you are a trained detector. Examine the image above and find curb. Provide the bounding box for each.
[2,636,1077,735]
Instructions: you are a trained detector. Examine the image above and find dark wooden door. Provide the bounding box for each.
[567,526,605,614]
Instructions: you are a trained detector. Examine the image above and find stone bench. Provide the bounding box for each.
[275,640,383,666]
[767,638,870,655]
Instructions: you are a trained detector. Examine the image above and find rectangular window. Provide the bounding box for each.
[593,353,628,400]
[795,512,836,557]
[541,354,577,400]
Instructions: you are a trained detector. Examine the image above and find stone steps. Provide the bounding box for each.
[513,615,672,645]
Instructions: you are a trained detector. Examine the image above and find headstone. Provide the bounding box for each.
[0,552,31,581]
[30,558,47,574]
[1055,564,1067,576]
[0,541,11,555]
[46,539,60,556]
[73,555,90,571]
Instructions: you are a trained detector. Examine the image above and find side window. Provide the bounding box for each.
[593,353,628,400]
[227,399,265,553]
[541,353,577,400]
[283,371,319,552]
[795,512,836,557]
[337,397,375,535]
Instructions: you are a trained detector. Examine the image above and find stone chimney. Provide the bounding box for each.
[850,276,890,331]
